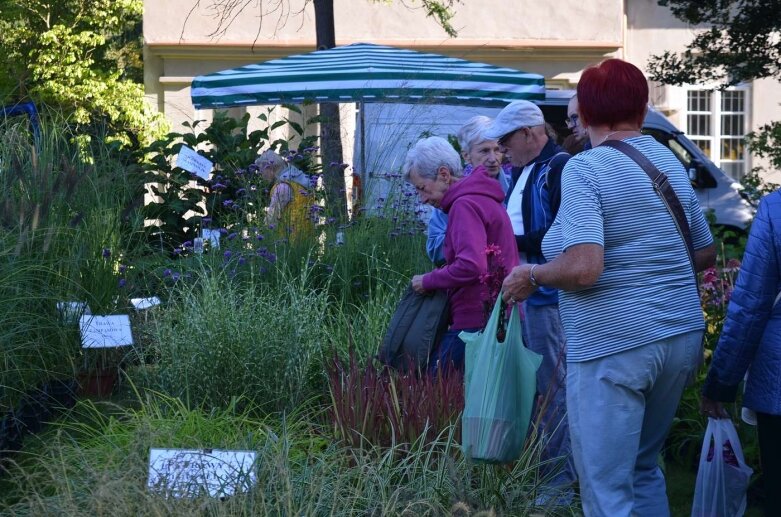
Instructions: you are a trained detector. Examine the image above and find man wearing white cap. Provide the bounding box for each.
[486,100,575,502]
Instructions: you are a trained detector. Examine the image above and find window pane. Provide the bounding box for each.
[721,137,745,160]
[688,90,712,112]
[688,113,711,136]
[692,138,712,158]
[721,90,745,112]
[721,114,745,136]
[721,161,745,180]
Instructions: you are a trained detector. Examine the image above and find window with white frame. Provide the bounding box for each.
[683,86,750,180]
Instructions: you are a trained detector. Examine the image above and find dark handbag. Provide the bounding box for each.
[378,286,450,373]
[600,139,696,275]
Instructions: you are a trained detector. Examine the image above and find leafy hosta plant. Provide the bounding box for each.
[141,107,320,253]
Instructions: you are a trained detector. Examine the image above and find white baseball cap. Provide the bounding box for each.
[485,100,545,140]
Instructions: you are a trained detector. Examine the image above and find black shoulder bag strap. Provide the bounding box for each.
[600,140,696,277]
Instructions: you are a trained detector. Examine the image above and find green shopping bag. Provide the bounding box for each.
[460,296,542,463]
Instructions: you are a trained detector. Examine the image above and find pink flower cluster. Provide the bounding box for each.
[700,258,741,310]
[480,244,507,322]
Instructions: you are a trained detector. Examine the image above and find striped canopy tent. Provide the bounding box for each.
[191,42,546,109]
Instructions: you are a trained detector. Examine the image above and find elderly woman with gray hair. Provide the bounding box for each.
[426,116,510,264]
[255,149,313,239]
[407,136,517,376]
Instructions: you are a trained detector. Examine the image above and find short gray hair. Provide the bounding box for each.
[457,115,494,154]
[403,136,463,181]
[255,149,286,178]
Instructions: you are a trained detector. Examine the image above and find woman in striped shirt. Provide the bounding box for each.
[502,58,716,517]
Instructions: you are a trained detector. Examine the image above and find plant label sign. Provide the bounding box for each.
[176,146,213,180]
[79,315,133,348]
[202,228,221,249]
[147,448,257,499]
[130,297,161,310]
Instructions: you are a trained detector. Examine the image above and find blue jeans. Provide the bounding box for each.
[523,303,576,492]
[428,327,479,377]
[567,330,703,517]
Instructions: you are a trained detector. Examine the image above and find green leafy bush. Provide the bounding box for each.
[141,108,319,253]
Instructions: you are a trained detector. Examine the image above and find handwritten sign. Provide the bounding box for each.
[79,315,134,348]
[57,301,91,324]
[176,146,213,180]
[130,297,161,310]
[147,448,257,498]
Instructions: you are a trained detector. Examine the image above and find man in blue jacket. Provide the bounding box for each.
[486,100,575,502]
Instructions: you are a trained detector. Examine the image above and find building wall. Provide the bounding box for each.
[144,0,781,181]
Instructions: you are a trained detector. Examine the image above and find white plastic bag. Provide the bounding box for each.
[691,418,753,517]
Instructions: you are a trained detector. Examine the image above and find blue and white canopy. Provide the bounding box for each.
[191,42,545,109]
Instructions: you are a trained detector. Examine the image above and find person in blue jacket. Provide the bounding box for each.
[485,100,575,503]
[426,115,510,265]
[701,190,781,516]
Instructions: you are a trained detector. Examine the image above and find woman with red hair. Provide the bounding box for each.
[502,58,717,515]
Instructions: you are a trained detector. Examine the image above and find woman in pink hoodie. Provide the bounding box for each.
[407,136,519,376]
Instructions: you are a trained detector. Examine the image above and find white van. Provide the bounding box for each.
[356,93,754,233]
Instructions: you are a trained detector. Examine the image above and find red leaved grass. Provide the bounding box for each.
[327,350,464,450]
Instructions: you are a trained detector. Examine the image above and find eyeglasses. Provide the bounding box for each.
[565,114,580,128]
[498,128,521,147]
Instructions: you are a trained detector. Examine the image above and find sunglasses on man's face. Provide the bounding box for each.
[498,128,522,147]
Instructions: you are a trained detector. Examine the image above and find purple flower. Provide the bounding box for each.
[163,268,172,278]
[202,217,212,224]
[102,248,111,258]
[118,278,127,288]
[224,250,232,259]
[173,248,182,255]
[219,228,228,235]
[227,232,238,240]
[238,256,246,266]
[235,188,247,196]
[213,183,227,190]
[182,240,193,248]
[248,164,259,174]
[256,234,264,241]
[172,272,181,281]
[118,264,127,273]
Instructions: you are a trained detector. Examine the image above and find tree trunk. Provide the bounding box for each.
[313,0,347,220]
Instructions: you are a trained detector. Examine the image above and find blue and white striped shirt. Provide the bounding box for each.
[542,135,713,362]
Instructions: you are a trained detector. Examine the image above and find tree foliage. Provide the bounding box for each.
[0,0,165,144]
[649,0,781,178]
[648,0,781,87]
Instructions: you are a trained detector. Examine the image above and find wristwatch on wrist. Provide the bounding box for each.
[529,264,540,287]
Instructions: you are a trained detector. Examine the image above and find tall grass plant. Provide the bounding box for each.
[0,110,147,410]
[143,265,333,412]
[0,392,577,516]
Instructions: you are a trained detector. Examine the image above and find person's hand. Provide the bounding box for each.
[501,264,538,304]
[700,396,729,419]
[411,274,427,294]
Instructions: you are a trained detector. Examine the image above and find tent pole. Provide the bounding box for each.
[360,101,366,190]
